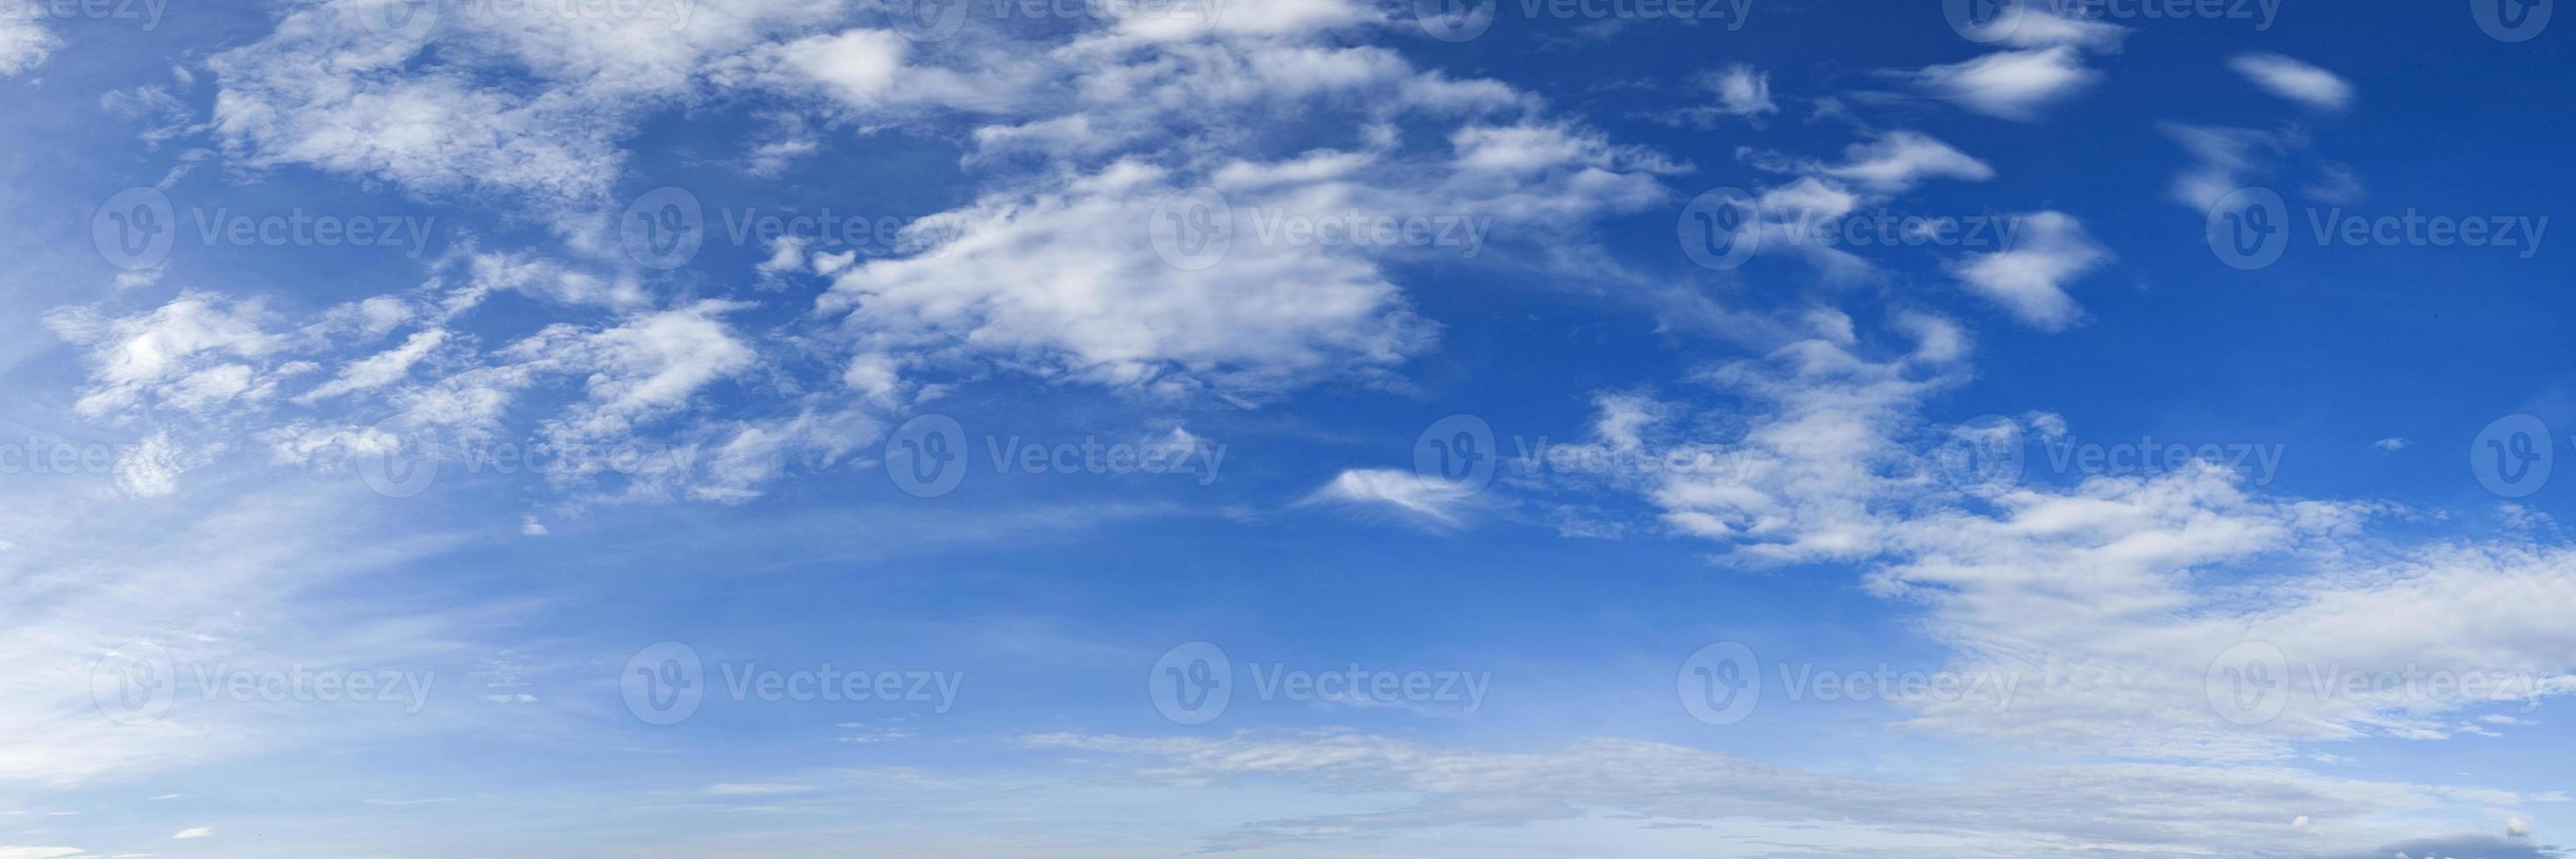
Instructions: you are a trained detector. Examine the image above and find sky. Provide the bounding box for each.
[1,0,2572,855]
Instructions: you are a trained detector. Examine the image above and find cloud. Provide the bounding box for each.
[1305,469,1480,528]
[1911,46,2098,120]
[1993,6,2129,50]
[46,293,289,418]
[1946,211,2111,330]
[0,11,57,76]
[1024,731,2544,855]
[1710,65,1779,117]
[2232,53,2354,110]
[1656,64,1779,127]
[2343,834,2564,859]
[171,827,212,839]
[1815,131,1996,194]
[2162,124,2287,209]
[2374,437,2411,452]
[1620,329,2576,761]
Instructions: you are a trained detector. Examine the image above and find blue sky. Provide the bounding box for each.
[2,0,2573,855]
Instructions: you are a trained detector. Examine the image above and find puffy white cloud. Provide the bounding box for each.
[1945,211,2110,330]
[2232,53,2353,110]
[46,294,289,418]
[0,7,58,76]
[1912,46,2098,121]
[1816,131,1996,194]
[1620,329,2576,761]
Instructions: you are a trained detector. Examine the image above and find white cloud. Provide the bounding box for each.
[2232,53,2353,110]
[1710,65,1778,117]
[1621,329,2576,761]
[171,827,212,839]
[116,430,212,498]
[2374,437,2410,452]
[1912,46,2098,120]
[1023,731,2537,855]
[0,848,83,859]
[46,294,288,418]
[297,329,449,403]
[2162,124,2285,210]
[0,10,58,76]
[1946,211,2111,330]
[1305,468,1480,528]
[1816,131,1996,194]
[1993,6,2129,50]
